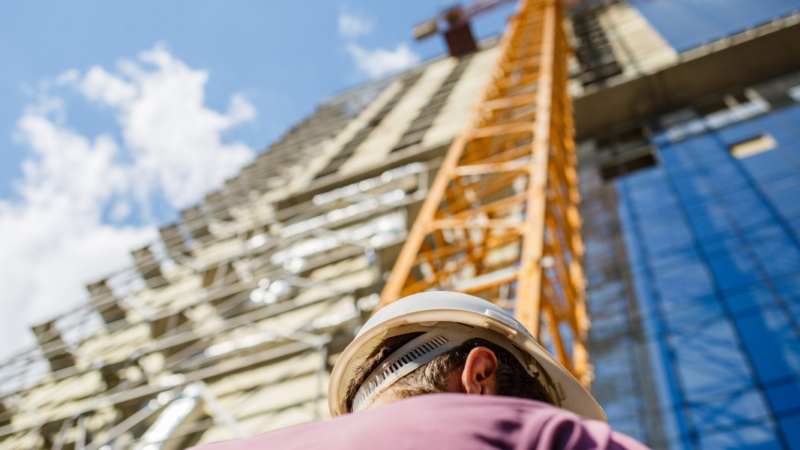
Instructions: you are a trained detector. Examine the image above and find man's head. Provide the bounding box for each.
[343,332,553,413]
[327,292,606,421]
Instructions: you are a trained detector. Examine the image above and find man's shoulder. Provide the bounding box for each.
[191,394,647,450]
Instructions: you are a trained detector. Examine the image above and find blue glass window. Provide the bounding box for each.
[745,226,800,280]
[689,389,772,432]
[718,122,764,146]
[707,163,749,193]
[703,237,764,292]
[673,177,713,205]
[765,381,800,414]
[662,143,701,178]
[723,190,775,231]
[686,202,736,241]
[650,247,702,274]
[670,321,754,398]
[724,287,778,316]
[736,309,800,383]
[776,276,800,300]
[698,423,782,450]
[762,177,800,219]
[778,415,800,450]
[632,0,800,53]
[664,296,723,330]
[642,228,694,260]
[707,255,762,291]
[653,260,715,303]
[739,151,797,184]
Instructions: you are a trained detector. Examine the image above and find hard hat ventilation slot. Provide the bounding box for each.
[353,333,452,412]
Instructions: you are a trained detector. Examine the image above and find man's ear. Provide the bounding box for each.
[461,347,499,395]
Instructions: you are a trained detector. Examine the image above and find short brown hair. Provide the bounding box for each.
[343,332,554,413]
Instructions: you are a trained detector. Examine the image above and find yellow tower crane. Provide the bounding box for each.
[378,0,591,386]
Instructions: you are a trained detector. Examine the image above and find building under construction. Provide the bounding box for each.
[2,0,800,448]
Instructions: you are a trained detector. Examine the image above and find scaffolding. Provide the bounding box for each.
[0,38,505,450]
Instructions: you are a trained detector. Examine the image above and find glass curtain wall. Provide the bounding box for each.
[615,105,800,449]
[630,0,800,52]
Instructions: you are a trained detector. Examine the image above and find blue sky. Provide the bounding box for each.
[1,1,514,199]
[0,1,514,359]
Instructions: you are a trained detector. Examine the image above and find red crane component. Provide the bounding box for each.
[413,0,516,56]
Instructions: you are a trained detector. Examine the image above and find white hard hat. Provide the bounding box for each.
[328,291,606,421]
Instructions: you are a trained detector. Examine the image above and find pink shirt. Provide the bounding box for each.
[192,394,649,450]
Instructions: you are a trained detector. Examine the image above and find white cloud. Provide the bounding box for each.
[227,93,257,124]
[0,45,256,360]
[78,46,255,209]
[79,66,137,106]
[338,11,374,38]
[346,43,420,78]
[55,69,80,86]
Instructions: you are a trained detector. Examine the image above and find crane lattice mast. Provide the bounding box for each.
[379,0,590,385]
